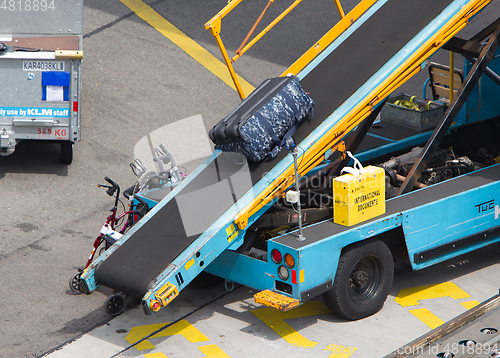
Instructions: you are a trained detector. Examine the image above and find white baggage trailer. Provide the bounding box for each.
[0,0,82,163]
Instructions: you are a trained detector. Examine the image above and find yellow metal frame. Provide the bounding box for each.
[334,0,345,19]
[234,0,492,230]
[205,0,245,99]
[205,0,353,100]
[231,0,303,63]
[450,51,455,102]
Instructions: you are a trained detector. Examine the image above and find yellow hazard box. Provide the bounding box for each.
[333,165,385,226]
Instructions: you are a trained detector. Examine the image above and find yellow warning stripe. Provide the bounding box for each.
[461,300,480,310]
[409,308,444,329]
[119,0,255,94]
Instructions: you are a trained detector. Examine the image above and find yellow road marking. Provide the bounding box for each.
[409,308,445,329]
[461,300,480,310]
[395,282,471,307]
[251,300,331,348]
[125,319,209,350]
[324,344,357,358]
[119,0,254,95]
[144,353,169,358]
[198,344,231,358]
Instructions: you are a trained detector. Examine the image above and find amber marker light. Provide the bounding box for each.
[284,253,295,268]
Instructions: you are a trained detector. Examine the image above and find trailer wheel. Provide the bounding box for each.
[323,240,393,320]
[69,272,82,294]
[105,293,126,316]
[60,141,73,164]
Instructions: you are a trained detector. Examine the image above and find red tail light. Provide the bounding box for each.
[271,249,282,264]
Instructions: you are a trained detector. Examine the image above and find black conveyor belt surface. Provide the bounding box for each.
[95,154,253,298]
[95,0,453,298]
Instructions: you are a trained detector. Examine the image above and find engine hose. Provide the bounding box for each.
[424,164,472,172]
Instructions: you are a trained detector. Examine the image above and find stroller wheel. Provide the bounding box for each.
[105,293,126,316]
[69,272,82,294]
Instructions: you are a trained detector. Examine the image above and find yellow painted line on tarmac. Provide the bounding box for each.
[395,282,480,330]
[461,300,480,310]
[144,353,169,358]
[251,300,331,348]
[198,344,231,358]
[395,282,471,307]
[144,345,231,358]
[324,344,357,357]
[409,308,444,329]
[125,319,209,351]
[119,0,255,95]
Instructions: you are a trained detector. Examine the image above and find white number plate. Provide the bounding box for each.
[23,61,65,71]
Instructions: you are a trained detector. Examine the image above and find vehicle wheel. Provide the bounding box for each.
[60,141,73,164]
[105,293,126,316]
[69,272,82,294]
[323,240,394,320]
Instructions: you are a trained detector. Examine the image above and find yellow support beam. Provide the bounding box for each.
[204,0,249,99]
[334,0,345,19]
[231,0,304,62]
[205,0,305,99]
[450,51,455,102]
[207,19,247,100]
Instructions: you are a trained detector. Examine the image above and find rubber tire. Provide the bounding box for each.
[60,141,73,164]
[323,240,394,320]
[105,294,126,316]
[69,272,82,294]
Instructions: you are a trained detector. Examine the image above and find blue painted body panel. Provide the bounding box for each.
[403,178,500,270]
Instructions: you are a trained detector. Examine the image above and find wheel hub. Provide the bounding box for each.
[351,269,369,287]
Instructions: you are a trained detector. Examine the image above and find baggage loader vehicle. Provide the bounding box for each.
[79,0,500,320]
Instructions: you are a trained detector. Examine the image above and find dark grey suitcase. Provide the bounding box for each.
[208,75,314,162]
